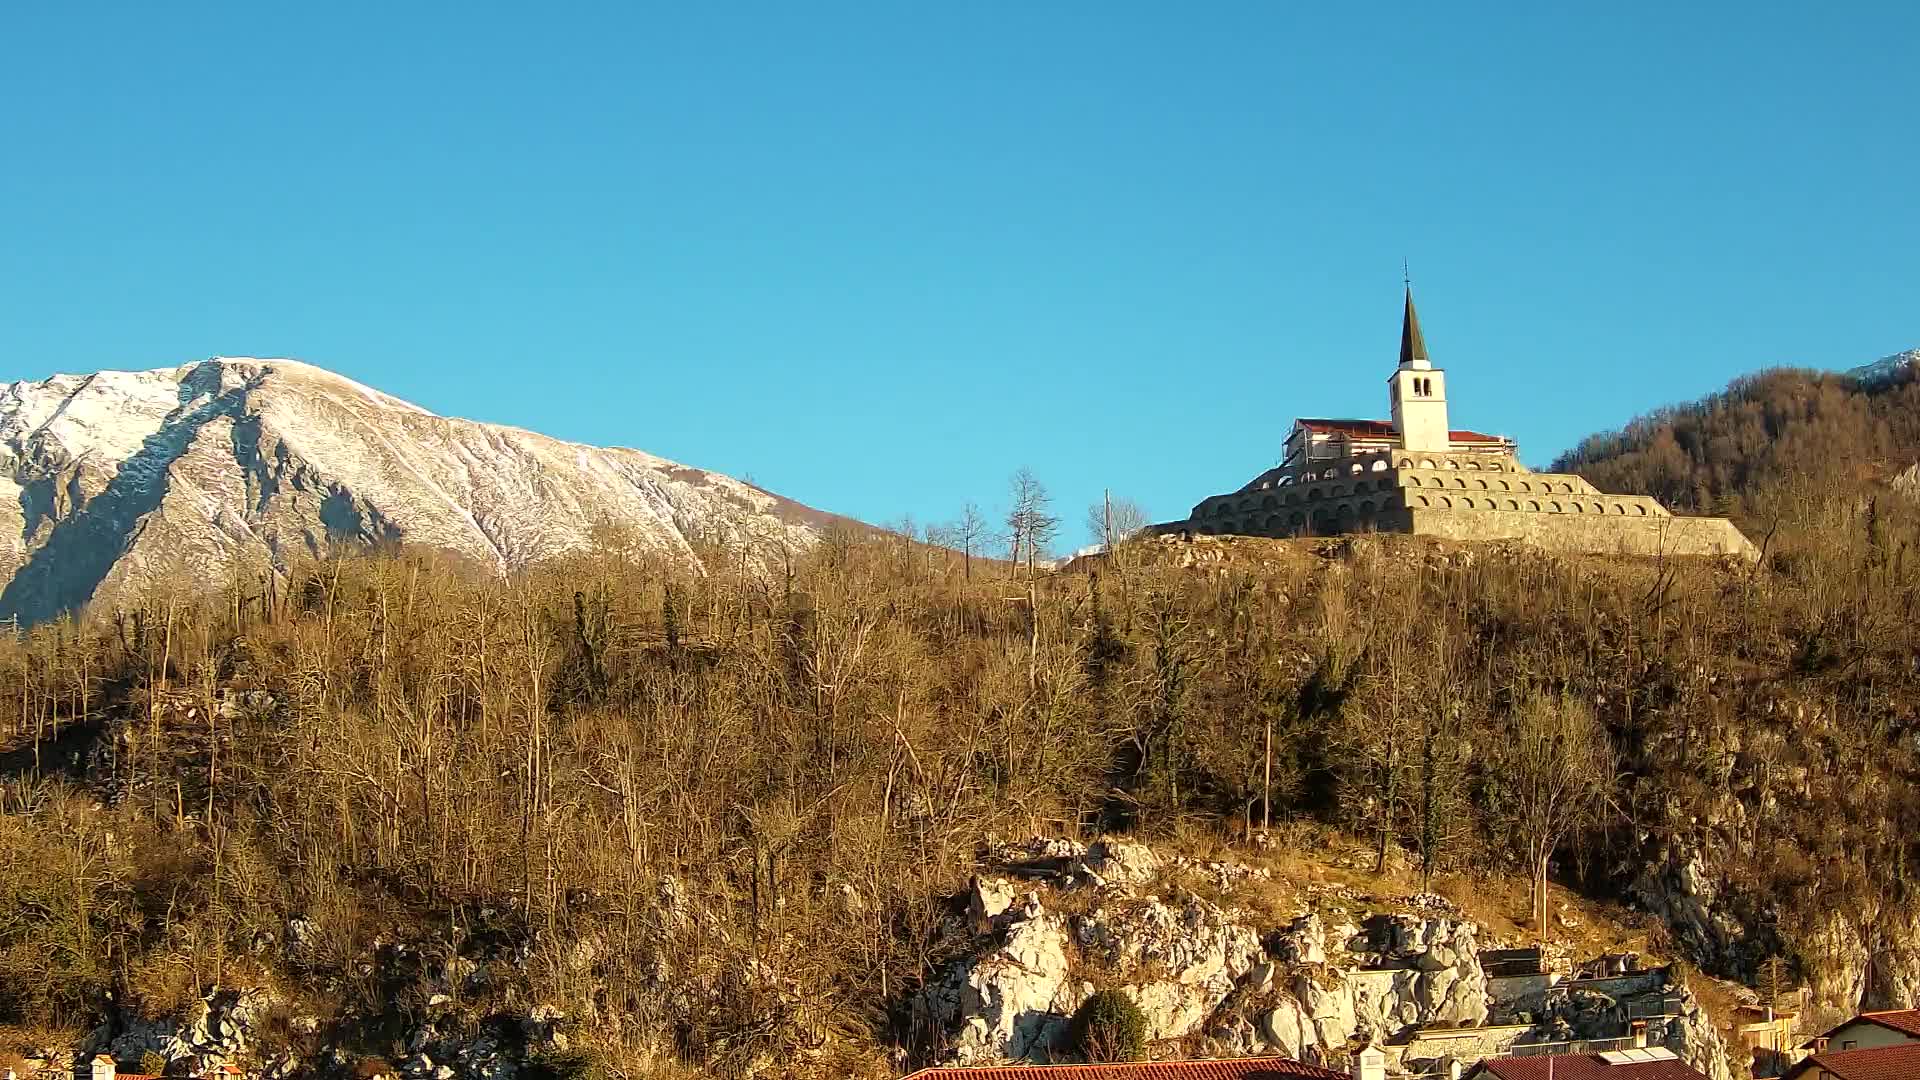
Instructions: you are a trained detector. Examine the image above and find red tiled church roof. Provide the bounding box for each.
[1475,1053,1707,1080]
[1785,1041,1920,1079]
[901,1058,1345,1080]
[1291,418,1505,444]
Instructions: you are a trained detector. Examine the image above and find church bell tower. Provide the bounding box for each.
[1388,286,1450,452]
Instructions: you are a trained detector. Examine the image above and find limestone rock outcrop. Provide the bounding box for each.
[1076,894,1264,1040]
[921,907,1084,1062]
[1630,841,1754,975]
[1350,913,1490,1027]
[1661,996,1736,1080]
[1635,820,1920,1015]
[920,837,1744,1078]
[1068,840,1162,891]
[924,839,1509,1069]
[90,987,280,1071]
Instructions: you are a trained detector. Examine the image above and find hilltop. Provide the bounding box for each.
[1549,348,1920,521]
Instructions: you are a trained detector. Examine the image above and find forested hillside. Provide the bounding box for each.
[4,460,1920,1077]
[1550,361,1920,521]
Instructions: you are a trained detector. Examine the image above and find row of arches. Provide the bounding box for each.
[1269,457,1391,487]
[1197,499,1385,537]
[1406,475,1580,494]
[1193,486,1662,537]
[1257,453,1520,494]
[1218,473,1592,518]
[1396,456,1509,472]
[1214,480,1397,516]
[1409,495,1650,516]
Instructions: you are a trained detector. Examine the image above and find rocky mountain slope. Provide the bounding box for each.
[1845,347,1920,387]
[0,358,840,625]
[2,835,1738,1080]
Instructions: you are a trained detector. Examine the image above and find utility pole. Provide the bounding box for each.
[1026,582,1037,698]
[1766,955,1784,1075]
[1262,709,1273,835]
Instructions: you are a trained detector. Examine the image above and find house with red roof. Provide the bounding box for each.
[1802,1009,1920,1054]
[1776,1009,1920,1079]
[85,1056,241,1080]
[91,1057,161,1080]
[1781,1040,1920,1080]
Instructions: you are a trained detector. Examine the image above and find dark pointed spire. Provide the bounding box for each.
[1398,285,1430,369]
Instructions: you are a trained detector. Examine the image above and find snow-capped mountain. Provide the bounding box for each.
[1847,348,1920,387]
[0,358,843,625]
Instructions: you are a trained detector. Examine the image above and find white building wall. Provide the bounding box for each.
[1824,1020,1918,1051]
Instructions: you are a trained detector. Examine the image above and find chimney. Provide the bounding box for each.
[1351,1043,1387,1080]
[91,1056,116,1080]
[1631,1021,1649,1049]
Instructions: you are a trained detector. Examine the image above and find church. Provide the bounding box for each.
[1159,290,1758,560]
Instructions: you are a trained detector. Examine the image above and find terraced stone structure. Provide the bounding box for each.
[1159,290,1758,561]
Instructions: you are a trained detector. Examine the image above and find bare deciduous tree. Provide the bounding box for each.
[951,501,989,580]
[1496,691,1615,942]
[1084,493,1149,550]
[1005,467,1059,577]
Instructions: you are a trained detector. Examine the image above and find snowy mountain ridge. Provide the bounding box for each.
[0,357,841,625]
[1846,348,1920,386]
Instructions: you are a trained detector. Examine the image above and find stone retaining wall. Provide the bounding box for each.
[1486,973,1557,1010]
[1395,1023,1535,1067]
[1404,508,1757,561]
[1563,970,1673,999]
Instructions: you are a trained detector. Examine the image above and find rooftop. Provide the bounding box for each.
[1854,1009,1920,1037]
[1785,1041,1920,1080]
[1804,1008,1920,1049]
[1474,1048,1706,1080]
[900,1058,1345,1080]
[1290,418,1506,444]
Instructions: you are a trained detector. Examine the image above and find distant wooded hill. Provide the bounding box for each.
[1551,361,1920,516]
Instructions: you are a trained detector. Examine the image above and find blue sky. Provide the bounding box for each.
[2,4,1914,547]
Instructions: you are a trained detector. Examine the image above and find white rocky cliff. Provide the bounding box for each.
[917,838,1735,1080]
[0,358,840,624]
